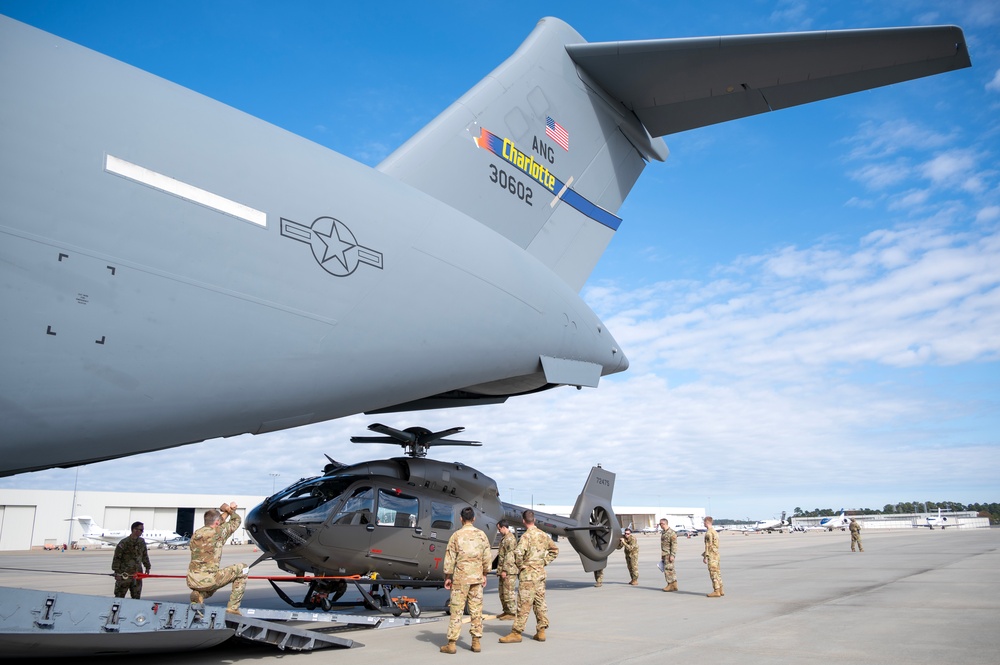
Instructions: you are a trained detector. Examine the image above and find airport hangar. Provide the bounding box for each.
[0,488,710,551]
[0,489,988,551]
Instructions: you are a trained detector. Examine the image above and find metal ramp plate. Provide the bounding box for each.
[241,606,439,628]
[0,587,232,658]
[226,614,359,650]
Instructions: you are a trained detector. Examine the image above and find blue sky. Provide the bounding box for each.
[1,1,998,520]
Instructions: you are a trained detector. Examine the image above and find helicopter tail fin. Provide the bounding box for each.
[565,466,621,572]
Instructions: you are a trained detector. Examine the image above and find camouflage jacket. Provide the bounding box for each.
[618,533,639,558]
[703,526,719,560]
[660,528,677,558]
[112,535,150,575]
[187,512,241,583]
[514,525,558,581]
[443,523,492,585]
[496,530,518,575]
[850,521,861,535]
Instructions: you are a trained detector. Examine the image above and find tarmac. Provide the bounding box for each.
[1,527,998,664]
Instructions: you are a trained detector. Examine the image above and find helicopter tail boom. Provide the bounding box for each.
[501,466,620,573]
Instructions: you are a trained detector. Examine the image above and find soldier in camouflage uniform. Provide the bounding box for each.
[112,521,151,599]
[440,506,492,654]
[850,518,864,552]
[186,502,248,615]
[659,518,678,592]
[702,516,723,597]
[495,519,518,619]
[499,509,558,644]
[617,528,640,585]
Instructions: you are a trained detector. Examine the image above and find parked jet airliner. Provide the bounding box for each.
[0,15,971,477]
[820,510,851,531]
[917,508,953,529]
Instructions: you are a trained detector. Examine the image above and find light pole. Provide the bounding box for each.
[269,472,280,494]
[67,467,80,548]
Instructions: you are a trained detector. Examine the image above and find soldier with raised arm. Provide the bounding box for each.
[617,527,640,585]
[186,501,248,616]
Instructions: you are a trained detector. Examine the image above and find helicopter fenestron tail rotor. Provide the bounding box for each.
[565,466,621,572]
[350,423,482,458]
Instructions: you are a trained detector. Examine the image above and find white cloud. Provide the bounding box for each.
[987,69,1000,93]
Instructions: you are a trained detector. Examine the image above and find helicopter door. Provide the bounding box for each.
[320,485,375,570]
[369,487,422,576]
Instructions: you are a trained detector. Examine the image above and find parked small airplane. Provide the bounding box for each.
[245,423,620,613]
[68,516,185,548]
[751,511,791,533]
[917,508,953,529]
[161,535,191,549]
[819,510,851,531]
[0,15,971,477]
[674,522,707,537]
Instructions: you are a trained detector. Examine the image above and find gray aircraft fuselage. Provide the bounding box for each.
[0,16,625,475]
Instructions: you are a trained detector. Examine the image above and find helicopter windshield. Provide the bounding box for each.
[271,475,360,524]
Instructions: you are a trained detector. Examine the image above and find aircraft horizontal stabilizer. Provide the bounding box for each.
[567,25,971,136]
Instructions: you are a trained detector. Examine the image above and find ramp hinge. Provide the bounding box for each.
[33,595,57,627]
[102,602,122,632]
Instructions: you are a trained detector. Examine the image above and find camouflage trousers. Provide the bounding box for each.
[662,557,676,585]
[594,569,604,586]
[447,582,484,640]
[512,579,547,633]
[706,557,722,590]
[626,554,639,582]
[498,572,517,614]
[851,533,863,551]
[187,563,247,611]
[113,573,143,599]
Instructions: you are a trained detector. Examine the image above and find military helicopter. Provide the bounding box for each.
[245,423,621,616]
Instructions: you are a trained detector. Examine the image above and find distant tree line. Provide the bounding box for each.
[791,503,1000,524]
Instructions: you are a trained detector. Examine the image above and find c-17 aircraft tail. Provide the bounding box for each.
[501,465,621,572]
[0,15,970,477]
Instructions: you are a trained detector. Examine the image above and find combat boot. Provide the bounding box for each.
[497,612,515,620]
[440,640,457,654]
[471,636,481,652]
[499,630,522,643]
[533,628,546,642]
[663,582,678,592]
[707,587,723,597]
[189,590,204,604]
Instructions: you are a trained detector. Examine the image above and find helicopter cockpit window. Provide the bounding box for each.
[271,476,357,524]
[376,489,419,527]
[331,486,374,526]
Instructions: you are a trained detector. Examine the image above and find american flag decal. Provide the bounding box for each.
[546,116,569,151]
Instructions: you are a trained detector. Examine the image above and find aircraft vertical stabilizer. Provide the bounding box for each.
[378,17,665,292]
